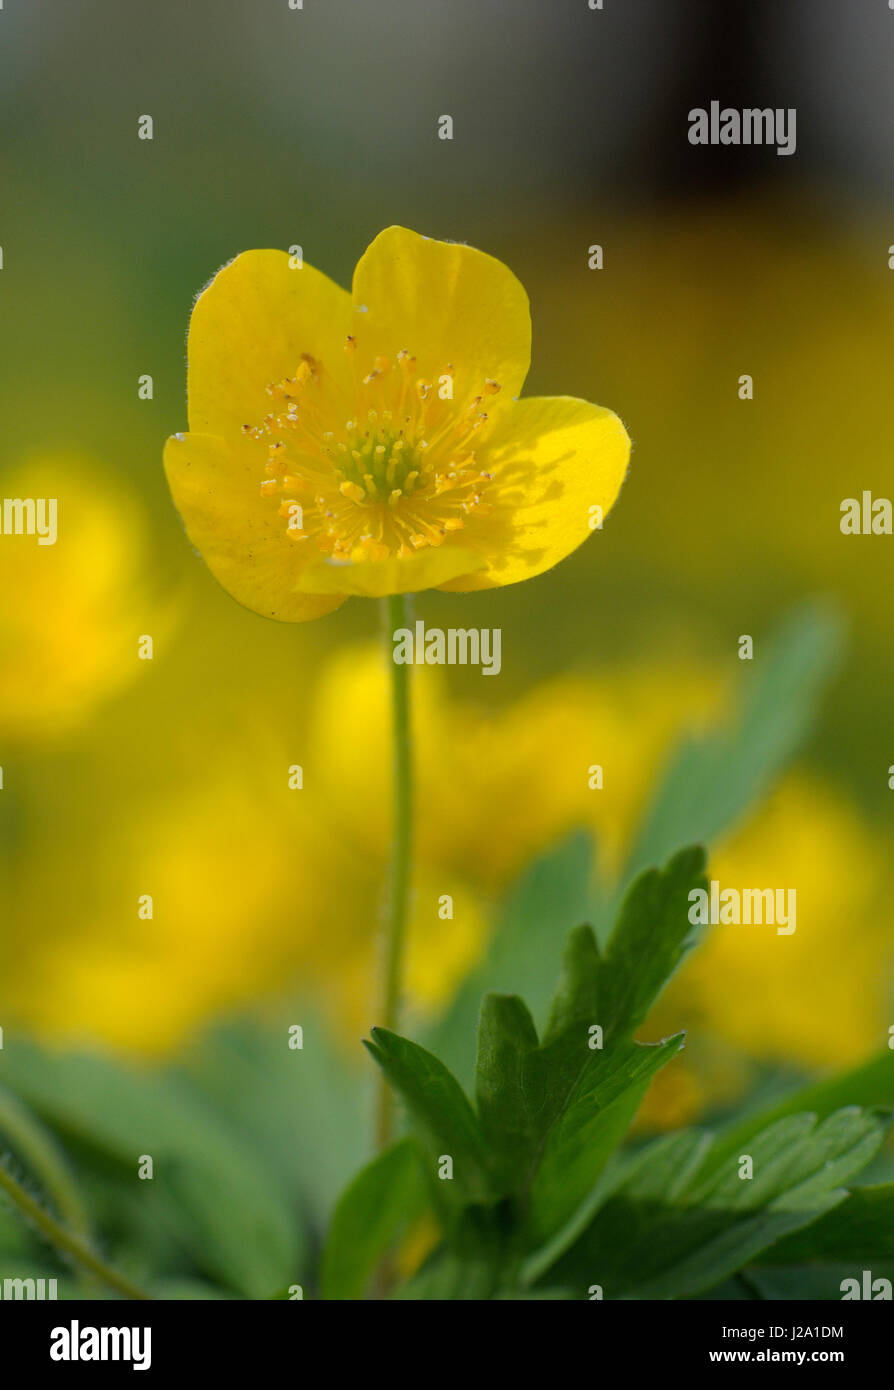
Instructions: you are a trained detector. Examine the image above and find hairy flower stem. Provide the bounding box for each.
[0,1159,153,1301]
[374,591,414,1153]
[0,1084,91,1241]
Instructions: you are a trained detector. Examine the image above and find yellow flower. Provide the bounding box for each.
[308,644,722,889]
[639,771,892,1129]
[10,771,335,1055]
[164,226,630,620]
[3,732,489,1056]
[667,775,891,1070]
[5,638,889,1075]
[0,456,164,743]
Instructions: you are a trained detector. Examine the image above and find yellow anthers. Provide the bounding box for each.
[242,297,585,568]
[245,340,508,559]
[357,537,389,562]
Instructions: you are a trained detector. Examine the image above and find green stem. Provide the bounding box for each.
[0,1083,91,1239]
[0,1159,153,1300]
[375,591,414,1152]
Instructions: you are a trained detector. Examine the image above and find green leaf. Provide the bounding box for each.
[686,1108,884,1213]
[149,1278,235,1300]
[474,905,693,1220]
[525,1033,685,1249]
[429,832,594,1087]
[744,1261,894,1301]
[364,1029,491,1204]
[475,995,540,1187]
[380,848,707,1288]
[392,1202,517,1301]
[472,844,707,1203]
[0,1039,302,1299]
[620,602,843,886]
[0,1199,33,1257]
[321,1137,427,1300]
[542,1107,888,1300]
[759,1183,894,1264]
[607,1129,715,1206]
[500,844,707,1242]
[522,1126,714,1283]
[596,845,708,1036]
[364,934,685,1292]
[542,922,602,1044]
[181,1007,369,1219]
[705,1050,894,1178]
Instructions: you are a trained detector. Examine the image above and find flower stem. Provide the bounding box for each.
[0,1083,91,1240]
[0,1157,153,1300]
[375,591,414,1152]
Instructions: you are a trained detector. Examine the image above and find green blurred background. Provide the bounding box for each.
[1,0,892,1118]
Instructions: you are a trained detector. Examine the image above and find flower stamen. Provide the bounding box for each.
[247,344,499,562]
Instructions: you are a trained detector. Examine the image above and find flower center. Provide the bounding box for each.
[242,343,500,562]
[337,417,425,504]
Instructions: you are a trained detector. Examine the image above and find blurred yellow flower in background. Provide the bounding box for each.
[12,774,335,1054]
[639,773,892,1129]
[164,226,630,617]
[308,644,722,889]
[0,457,163,743]
[4,747,488,1056]
[4,633,889,1095]
[670,774,890,1068]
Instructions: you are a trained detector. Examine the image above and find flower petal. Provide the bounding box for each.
[164,431,343,623]
[187,249,354,439]
[350,226,531,415]
[438,396,631,591]
[295,545,485,598]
